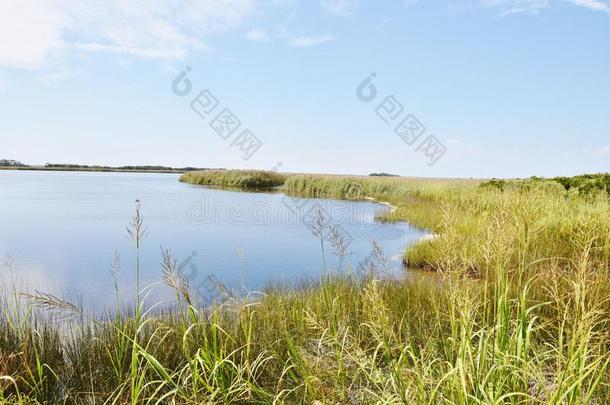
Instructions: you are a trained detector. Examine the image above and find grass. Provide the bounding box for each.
[2,171,610,403]
[180,170,287,189]
[278,173,610,274]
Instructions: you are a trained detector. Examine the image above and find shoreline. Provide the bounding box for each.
[363,196,396,211]
[180,171,441,255]
[0,166,205,174]
[363,196,438,242]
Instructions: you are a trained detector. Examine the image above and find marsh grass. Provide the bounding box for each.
[280,174,610,275]
[180,170,286,189]
[1,174,610,403]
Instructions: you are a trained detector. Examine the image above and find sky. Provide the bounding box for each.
[0,0,609,179]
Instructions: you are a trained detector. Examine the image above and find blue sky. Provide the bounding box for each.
[0,0,609,178]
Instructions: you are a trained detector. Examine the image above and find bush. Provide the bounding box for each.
[0,159,25,167]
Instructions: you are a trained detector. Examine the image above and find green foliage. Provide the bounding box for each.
[553,173,610,195]
[0,160,25,167]
[369,172,399,177]
[480,174,610,197]
[480,178,507,191]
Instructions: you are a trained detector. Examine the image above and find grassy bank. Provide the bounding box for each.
[280,174,476,230]
[180,170,287,189]
[2,171,610,403]
[281,174,610,274]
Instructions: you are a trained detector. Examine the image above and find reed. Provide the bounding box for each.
[280,173,610,274]
[180,170,286,189]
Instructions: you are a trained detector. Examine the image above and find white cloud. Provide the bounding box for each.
[596,146,610,155]
[319,0,358,16]
[286,34,335,47]
[36,68,81,85]
[71,43,188,59]
[0,0,261,68]
[477,0,610,15]
[0,0,69,68]
[477,0,550,16]
[565,0,610,13]
[247,25,335,47]
[246,29,269,42]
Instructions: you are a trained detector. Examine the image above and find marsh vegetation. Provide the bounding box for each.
[1,170,610,403]
[180,170,287,189]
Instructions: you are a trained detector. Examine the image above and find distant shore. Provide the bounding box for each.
[0,165,216,174]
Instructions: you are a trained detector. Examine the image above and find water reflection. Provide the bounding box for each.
[0,171,426,311]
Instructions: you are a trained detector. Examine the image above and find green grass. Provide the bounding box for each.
[180,170,287,189]
[279,173,610,273]
[2,171,610,403]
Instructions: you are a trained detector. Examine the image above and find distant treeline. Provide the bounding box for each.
[369,172,399,177]
[0,159,26,167]
[44,163,215,172]
[481,173,610,196]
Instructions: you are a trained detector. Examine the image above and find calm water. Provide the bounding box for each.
[0,171,427,310]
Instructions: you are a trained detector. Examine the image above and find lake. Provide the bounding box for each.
[0,170,427,310]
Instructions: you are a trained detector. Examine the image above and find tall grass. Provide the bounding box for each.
[279,173,610,274]
[1,173,610,403]
[180,170,286,189]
